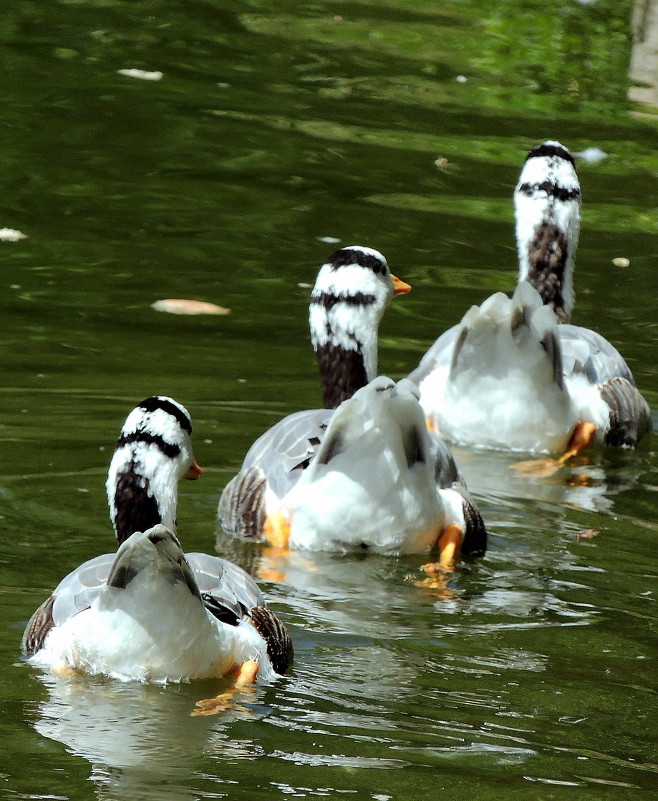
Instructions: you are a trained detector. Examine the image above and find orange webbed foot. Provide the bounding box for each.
[264,512,291,549]
[259,513,294,582]
[415,523,463,589]
[191,660,259,717]
[52,665,80,679]
[414,561,455,599]
[510,422,597,477]
[437,523,464,569]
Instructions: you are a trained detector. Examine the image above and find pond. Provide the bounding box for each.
[1,1,657,799]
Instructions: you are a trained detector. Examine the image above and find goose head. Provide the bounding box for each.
[514,141,581,323]
[106,396,203,544]
[309,246,411,409]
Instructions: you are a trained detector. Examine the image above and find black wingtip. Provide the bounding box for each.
[600,377,652,448]
[460,499,488,558]
[218,467,268,540]
[249,606,294,674]
[22,595,56,657]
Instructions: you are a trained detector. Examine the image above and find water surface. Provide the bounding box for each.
[1,1,657,799]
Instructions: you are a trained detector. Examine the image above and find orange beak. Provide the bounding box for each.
[392,274,412,295]
[184,458,204,480]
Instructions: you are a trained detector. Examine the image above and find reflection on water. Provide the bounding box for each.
[30,673,264,800]
[452,445,647,517]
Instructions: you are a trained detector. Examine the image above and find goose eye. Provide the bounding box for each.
[381,264,387,276]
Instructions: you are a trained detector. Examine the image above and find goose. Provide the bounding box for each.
[22,396,293,686]
[219,246,486,566]
[275,376,487,564]
[409,141,652,466]
[219,246,408,540]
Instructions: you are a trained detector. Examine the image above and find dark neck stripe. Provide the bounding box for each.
[525,143,575,167]
[315,342,368,408]
[138,397,192,434]
[526,222,570,323]
[116,430,181,459]
[311,290,376,311]
[113,466,162,544]
[327,248,386,274]
[517,181,580,203]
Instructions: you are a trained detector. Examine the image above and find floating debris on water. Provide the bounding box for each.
[152,299,230,315]
[0,228,27,242]
[568,528,600,543]
[117,69,164,81]
[612,257,630,267]
[318,236,341,244]
[575,147,608,163]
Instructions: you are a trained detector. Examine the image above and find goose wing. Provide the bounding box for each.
[23,549,278,659]
[239,408,333,498]
[558,324,634,384]
[22,553,115,656]
[219,408,333,538]
[185,552,293,674]
[185,551,264,618]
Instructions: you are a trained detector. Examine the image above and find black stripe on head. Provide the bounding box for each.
[310,290,377,311]
[138,396,192,435]
[525,142,576,167]
[517,181,581,203]
[116,430,181,459]
[327,248,387,275]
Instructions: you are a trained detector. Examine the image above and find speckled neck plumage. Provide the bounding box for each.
[112,464,163,545]
[515,141,581,324]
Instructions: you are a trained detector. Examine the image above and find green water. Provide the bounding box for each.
[1,1,656,799]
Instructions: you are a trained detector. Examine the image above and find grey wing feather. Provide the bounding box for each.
[22,596,55,656]
[599,377,652,447]
[249,606,294,674]
[240,408,334,498]
[456,486,488,557]
[219,408,334,538]
[558,324,634,384]
[427,430,461,488]
[24,549,270,656]
[185,552,265,612]
[22,553,115,656]
[187,552,293,674]
[218,466,268,539]
[408,326,460,385]
[50,553,115,627]
[558,325,651,445]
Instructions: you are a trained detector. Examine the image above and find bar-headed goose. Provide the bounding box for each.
[219,246,407,536]
[23,396,292,685]
[409,141,651,468]
[272,377,487,564]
